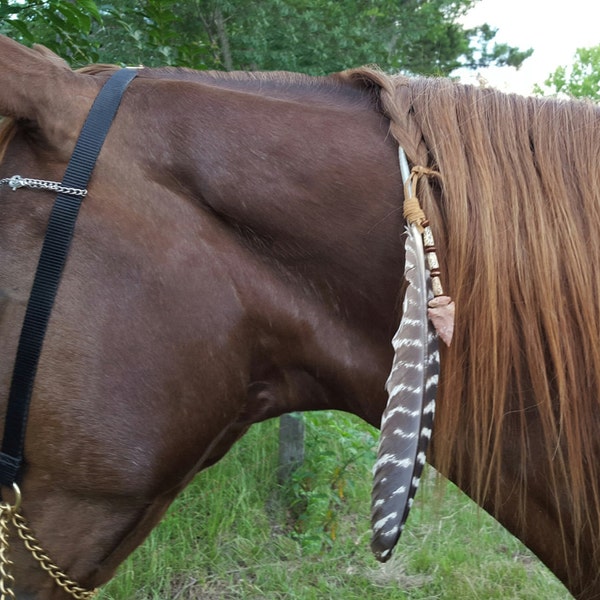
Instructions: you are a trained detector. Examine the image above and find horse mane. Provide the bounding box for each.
[345,67,600,574]
[133,66,369,108]
[143,65,331,88]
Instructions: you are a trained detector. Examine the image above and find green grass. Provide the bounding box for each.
[97,412,571,599]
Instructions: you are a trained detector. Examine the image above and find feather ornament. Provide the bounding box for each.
[370,147,442,562]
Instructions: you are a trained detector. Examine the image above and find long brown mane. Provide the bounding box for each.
[346,68,600,578]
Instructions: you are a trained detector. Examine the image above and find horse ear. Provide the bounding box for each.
[0,35,98,155]
[31,43,72,69]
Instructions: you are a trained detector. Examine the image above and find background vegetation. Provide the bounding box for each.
[0,0,532,75]
[96,413,570,599]
[2,2,598,98]
[535,44,600,101]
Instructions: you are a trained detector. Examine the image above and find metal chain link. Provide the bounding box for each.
[0,485,96,600]
[0,506,16,600]
[0,503,16,600]
[0,175,87,197]
[12,513,97,600]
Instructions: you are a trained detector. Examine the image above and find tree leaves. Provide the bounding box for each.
[534,45,600,102]
[0,0,531,76]
[0,0,102,63]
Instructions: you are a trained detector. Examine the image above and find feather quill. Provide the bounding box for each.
[370,148,440,562]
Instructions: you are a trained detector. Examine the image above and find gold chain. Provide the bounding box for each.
[0,501,16,600]
[0,484,97,600]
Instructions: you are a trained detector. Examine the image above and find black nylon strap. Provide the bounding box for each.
[0,68,137,487]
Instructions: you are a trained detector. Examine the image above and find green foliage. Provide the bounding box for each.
[534,45,600,101]
[0,0,530,76]
[88,2,215,68]
[463,22,532,70]
[0,0,102,63]
[283,412,378,552]
[96,414,570,599]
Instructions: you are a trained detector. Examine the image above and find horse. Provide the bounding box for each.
[0,34,599,599]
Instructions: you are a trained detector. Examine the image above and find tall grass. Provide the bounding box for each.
[98,412,570,599]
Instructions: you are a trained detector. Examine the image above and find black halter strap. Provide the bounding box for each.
[0,68,138,488]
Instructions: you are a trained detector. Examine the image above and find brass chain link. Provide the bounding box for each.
[0,484,97,600]
[12,513,97,599]
[0,501,16,600]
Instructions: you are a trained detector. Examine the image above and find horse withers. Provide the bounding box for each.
[1,35,600,599]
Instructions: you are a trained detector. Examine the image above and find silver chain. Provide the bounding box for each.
[0,175,87,197]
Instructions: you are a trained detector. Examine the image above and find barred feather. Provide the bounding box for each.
[370,223,440,562]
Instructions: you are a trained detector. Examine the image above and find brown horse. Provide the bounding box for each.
[0,35,599,599]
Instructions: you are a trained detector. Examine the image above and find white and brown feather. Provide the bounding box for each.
[370,224,439,562]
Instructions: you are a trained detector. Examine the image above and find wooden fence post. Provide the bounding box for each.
[278,412,305,484]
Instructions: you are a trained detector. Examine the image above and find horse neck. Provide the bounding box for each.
[130,75,403,330]
[86,74,408,428]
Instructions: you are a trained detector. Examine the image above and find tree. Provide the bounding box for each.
[0,0,103,63]
[0,0,531,76]
[534,45,600,102]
